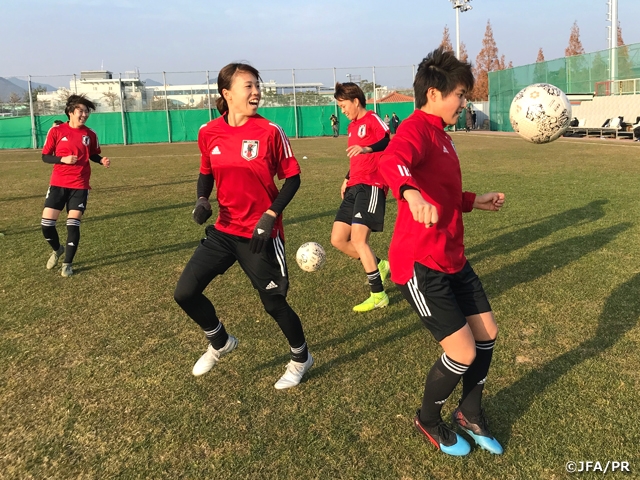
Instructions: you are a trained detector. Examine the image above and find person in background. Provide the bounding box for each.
[390,112,400,134]
[331,82,391,312]
[40,94,111,277]
[330,113,339,137]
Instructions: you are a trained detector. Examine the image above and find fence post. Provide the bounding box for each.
[28,76,37,149]
[206,70,212,121]
[372,66,377,113]
[332,67,338,118]
[119,73,127,145]
[292,69,299,138]
[163,71,172,143]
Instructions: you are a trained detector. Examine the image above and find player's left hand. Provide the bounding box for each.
[101,157,111,168]
[249,211,277,254]
[473,192,505,211]
[346,145,368,157]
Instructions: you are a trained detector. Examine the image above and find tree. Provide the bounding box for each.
[459,42,469,63]
[534,48,548,82]
[102,91,120,111]
[440,26,453,53]
[472,20,506,101]
[359,79,381,96]
[565,21,584,57]
[22,85,47,103]
[616,22,633,80]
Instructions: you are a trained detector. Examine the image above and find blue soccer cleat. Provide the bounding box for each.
[452,408,504,455]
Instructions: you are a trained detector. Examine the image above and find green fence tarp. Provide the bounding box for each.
[489,42,640,132]
[0,101,417,150]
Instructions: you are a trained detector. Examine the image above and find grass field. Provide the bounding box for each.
[1,133,640,479]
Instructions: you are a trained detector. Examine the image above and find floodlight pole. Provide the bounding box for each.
[607,0,618,85]
[449,0,472,59]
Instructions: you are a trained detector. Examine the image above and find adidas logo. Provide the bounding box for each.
[77,203,85,209]
[68,242,75,246]
[61,137,68,141]
[266,281,278,290]
[443,146,449,153]
[211,146,221,154]
[257,228,265,234]
[354,212,362,218]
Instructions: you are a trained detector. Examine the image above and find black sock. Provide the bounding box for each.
[64,218,81,263]
[259,292,308,362]
[366,269,384,293]
[420,353,469,426]
[203,322,229,350]
[41,218,60,251]
[459,339,495,417]
[375,256,381,265]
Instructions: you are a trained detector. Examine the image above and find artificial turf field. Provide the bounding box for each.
[1,133,639,479]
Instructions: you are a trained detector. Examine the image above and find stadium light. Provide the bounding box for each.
[449,0,472,60]
[346,73,352,82]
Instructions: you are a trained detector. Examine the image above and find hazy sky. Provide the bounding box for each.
[4,0,639,87]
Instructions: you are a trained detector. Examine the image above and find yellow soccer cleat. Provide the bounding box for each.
[378,259,390,283]
[353,291,389,312]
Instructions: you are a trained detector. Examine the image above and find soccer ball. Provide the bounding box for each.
[296,242,326,272]
[509,83,571,144]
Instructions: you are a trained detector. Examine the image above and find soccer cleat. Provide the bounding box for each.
[352,291,389,312]
[378,259,390,283]
[60,263,73,277]
[274,353,314,390]
[46,246,64,270]
[452,408,504,455]
[414,411,471,456]
[192,335,238,376]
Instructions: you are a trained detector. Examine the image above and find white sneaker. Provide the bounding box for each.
[46,246,64,270]
[274,353,314,390]
[192,335,238,376]
[60,263,73,277]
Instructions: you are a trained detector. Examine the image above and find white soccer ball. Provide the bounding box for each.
[296,242,326,272]
[509,83,571,144]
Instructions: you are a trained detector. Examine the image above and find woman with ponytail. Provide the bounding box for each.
[174,63,313,390]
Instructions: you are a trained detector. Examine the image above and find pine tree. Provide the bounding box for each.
[565,21,585,57]
[473,20,507,101]
[536,48,545,63]
[616,22,632,79]
[534,48,547,82]
[440,26,453,53]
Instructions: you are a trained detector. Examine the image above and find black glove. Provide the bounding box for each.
[249,212,277,254]
[192,197,212,225]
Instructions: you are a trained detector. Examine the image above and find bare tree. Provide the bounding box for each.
[536,48,545,63]
[617,21,633,79]
[472,20,507,101]
[459,42,469,63]
[534,48,547,82]
[102,91,120,111]
[440,26,453,53]
[565,21,585,57]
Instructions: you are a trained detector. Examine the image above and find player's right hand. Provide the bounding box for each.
[192,197,212,225]
[403,189,438,228]
[341,179,348,199]
[61,155,78,164]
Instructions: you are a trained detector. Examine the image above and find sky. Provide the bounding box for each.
[3,0,639,89]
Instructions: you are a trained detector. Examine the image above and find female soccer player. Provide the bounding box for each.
[173,62,313,390]
[41,94,110,277]
[330,82,391,312]
[379,48,505,456]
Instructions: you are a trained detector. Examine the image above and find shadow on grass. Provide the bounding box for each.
[483,222,631,298]
[78,240,199,272]
[0,178,194,204]
[467,200,608,264]
[2,202,195,237]
[252,288,420,379]
[493,271,640,445]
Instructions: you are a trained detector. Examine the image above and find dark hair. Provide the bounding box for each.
[216,63,261,114]
[53,119,64,125]
[334,82,366,107]
[65,94,96,118]
[413,47,474,109]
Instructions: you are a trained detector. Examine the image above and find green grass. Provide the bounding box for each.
[1,134,640,479]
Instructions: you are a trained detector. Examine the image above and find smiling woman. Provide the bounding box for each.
[173,62,313,390]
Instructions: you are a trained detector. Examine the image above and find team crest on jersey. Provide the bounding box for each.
[241,140,259,161]
[82,135,90,146]
[357,125,366,138]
